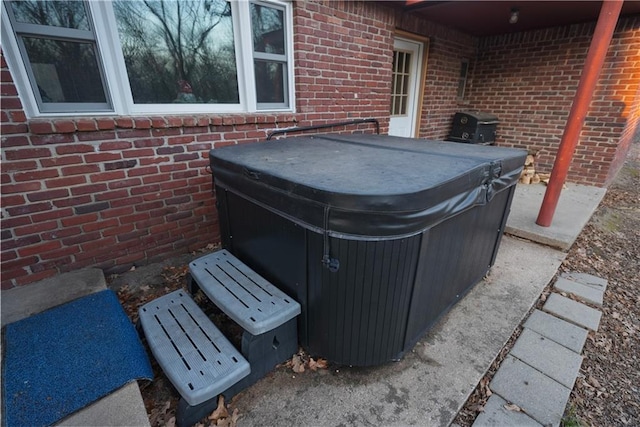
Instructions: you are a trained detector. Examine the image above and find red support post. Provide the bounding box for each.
[536,0,624,227]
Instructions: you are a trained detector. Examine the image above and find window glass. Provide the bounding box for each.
[10,0,90,30]
[113,0,239,104]
[254,60,285,103]
[22,37,107,103]
[250,3,284,55]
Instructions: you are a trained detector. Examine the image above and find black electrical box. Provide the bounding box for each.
[449,111,498,145]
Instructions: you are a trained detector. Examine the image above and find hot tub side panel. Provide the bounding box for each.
[403,187,515,351]
[307,233,420,366]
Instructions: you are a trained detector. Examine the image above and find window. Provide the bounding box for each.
[457,59,469,100]
[1,0,293,117]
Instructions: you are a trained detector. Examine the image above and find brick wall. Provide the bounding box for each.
[467,16,640,186]
[0,0,397,289]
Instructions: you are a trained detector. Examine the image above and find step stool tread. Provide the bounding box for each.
[138,290,250,406]
[189,250,301,335]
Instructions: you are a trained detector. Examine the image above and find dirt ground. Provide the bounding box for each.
[114,142,639,427]
[455,141,640,426]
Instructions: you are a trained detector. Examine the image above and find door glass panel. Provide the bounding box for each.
[390,50,412,116]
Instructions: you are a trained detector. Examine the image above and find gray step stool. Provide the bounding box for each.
[140,250,300,427]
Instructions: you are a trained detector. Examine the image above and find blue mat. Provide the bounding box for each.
[2,289,153,427]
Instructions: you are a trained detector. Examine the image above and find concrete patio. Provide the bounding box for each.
[0,181,606,426]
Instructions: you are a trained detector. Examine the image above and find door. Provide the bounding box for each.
[389,37,424,137]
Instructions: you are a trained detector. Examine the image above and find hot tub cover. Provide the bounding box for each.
[210,134,527,239]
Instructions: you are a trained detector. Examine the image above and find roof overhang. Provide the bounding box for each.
[396,1,640,37]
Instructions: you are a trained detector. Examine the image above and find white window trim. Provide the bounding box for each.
[0,0,295,118]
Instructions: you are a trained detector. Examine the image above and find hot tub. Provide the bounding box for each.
[209,134,526,366]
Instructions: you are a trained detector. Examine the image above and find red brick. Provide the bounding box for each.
[14,169,59,182]
[95,189,129,201]
[77,130,117,142]
[41,226,82,241]
[5,148,52,160]
[1,194,25,207]
[134,118,152,129]
[168,135,195,145]
[40,155,83,167]
[96,118,116,130]
[17,240,62,257]
[69,183,108,196]
[6,201,52,216]
[76,119,98,132]
[45,175,87,188]
[134,138,164,148]
[52,195,92,208]
[127,166,158,177]
[29,120,54,134]
[115,117,134,128]
[100,206,134,219]
[26,188,69,202]
[101,224,135,237]
[56,144,95,155]
[29,133,75,145]
[62,164,101,176]
[108,178,142,190]
[84,152,122,163]
[99,141,132,151]
[89,170,126,183]
[123,148,155,158]
[82,218,119,233]
[61,213,99,227]
[39,247,81,260]
[116,129,151,139]
[1,135,29,147]
[1,182,41,194]
[53,120,77,133]
[119,212,150,224]
[1,123,29,134]
[14,220,59,236]
[30,207,74,223]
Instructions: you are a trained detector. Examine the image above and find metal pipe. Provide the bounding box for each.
[266,118,380,140]
[536,0,623,227]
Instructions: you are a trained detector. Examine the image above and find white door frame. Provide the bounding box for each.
[389,35,427,138]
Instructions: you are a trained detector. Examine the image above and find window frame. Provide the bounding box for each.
[0,0,295,118]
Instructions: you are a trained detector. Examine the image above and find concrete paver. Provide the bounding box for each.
[490,355,571,427]
[510,329,583,389]
[560,272,608,291]
[554,276,604,306]
[473,394,542,427]
[543,293,602,331]
[523,309,588,353]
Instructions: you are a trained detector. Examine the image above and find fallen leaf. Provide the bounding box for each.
[315,358,328,369]
[588,376,601,389]
[291,354,305,373]
[504,403,522,412]
[209,395,229,421]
